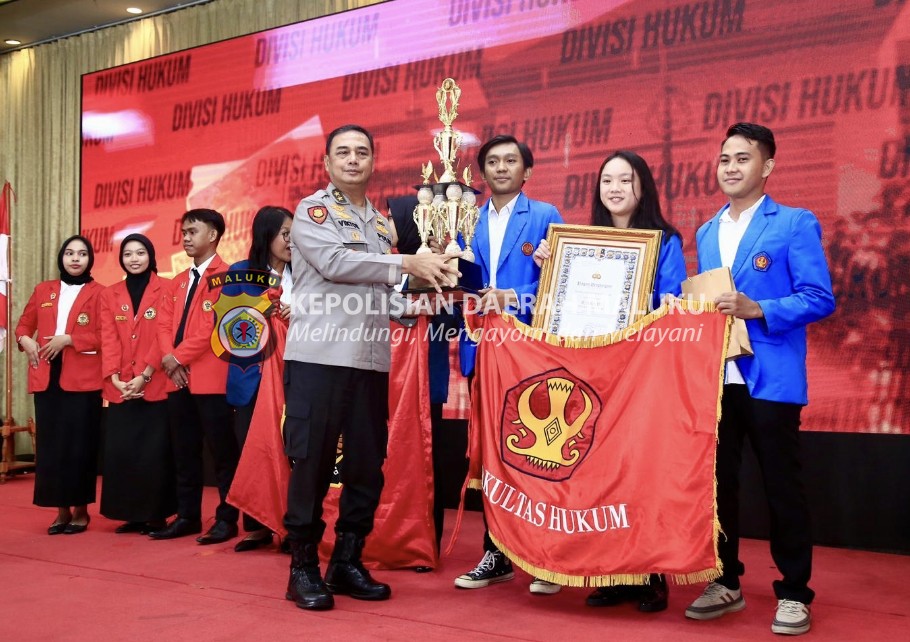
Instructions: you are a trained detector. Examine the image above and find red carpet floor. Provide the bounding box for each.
[1,477,907,641]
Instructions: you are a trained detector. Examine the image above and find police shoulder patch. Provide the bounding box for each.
[308,206,328,224]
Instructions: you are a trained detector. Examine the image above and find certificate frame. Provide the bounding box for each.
[532,224,663,337]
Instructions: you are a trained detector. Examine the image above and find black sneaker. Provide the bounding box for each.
[453,550,515,589]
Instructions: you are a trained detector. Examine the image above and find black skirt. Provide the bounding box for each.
[101,398,176,522]
[33,358,102,507]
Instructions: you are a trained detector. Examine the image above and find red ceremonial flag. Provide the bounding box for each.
[0,182,13,350]
[465,303,729,586]
[228,316,436,569]
[226,315,290,536]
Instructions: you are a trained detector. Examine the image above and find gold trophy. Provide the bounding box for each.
[405,78,483,295]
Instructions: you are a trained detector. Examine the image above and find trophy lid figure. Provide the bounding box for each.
[434,78,462,183]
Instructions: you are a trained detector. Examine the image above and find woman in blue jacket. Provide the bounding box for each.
[224,205,293,552]
[592,150,687,311]
[535,150,687,610]
[588,150,686,611]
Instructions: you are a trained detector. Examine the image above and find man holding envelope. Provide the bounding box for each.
[685,123,835,636]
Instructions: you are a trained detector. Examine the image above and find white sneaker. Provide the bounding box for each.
[529,578,561,595]
[685,581,746,620]
[772,599,811,635]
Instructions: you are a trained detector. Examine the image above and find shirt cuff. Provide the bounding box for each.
[388,256,404,285]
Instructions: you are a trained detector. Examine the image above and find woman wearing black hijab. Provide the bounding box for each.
[99,234,175,533]
[15,235,104,534]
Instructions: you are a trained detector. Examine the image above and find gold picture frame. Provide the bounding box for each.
[532,224,663,337]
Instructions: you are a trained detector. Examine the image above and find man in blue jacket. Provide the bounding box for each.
[453,135,563,595]
[685,123,835,636]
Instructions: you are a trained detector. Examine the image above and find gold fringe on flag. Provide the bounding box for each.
[710,314,734,579]
[463,298,719,349]
[488,533,721,587]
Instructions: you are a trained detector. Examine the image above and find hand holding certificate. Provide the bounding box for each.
[681,267,753,359]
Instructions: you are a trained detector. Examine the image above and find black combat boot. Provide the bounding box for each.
[286,540,334,610]
[324,532,391,600]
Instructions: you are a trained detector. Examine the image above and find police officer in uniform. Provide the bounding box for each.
[283,124,459,611]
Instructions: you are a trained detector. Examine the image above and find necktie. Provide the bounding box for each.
[174,267,200,346]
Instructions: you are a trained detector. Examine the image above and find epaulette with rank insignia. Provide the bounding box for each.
[331,188,347,204]
[331,204,352,220]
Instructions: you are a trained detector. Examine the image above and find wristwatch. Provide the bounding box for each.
[142,373,152,383]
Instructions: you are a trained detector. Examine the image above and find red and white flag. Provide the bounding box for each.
[0,182,13,351]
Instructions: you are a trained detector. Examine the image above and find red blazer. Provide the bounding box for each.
[15,279,104,393]
[157,255,228,395]
[100,274,169,403]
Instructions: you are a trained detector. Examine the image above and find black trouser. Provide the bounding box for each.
[715,384,814,604]
[233,393,266,533]
[482,522,500,555]
[167,389,239,523]
[283,361,389,544]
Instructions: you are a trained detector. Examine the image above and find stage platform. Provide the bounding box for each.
[1,477,906,640]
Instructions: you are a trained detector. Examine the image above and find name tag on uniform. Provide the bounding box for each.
[115,315,128,322]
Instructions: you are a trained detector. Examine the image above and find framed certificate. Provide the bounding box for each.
[532,225,662,337]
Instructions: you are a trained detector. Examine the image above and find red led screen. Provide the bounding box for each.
[81,0,910,433]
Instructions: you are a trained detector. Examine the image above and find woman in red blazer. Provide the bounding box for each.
[15,235,104,534]
[99,234,176,533]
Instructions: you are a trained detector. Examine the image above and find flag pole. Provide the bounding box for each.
[0,182,35,482]
[4,222,11,425]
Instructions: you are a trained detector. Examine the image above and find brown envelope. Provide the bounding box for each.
[681,267,753,360]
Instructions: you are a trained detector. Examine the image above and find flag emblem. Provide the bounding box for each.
[501,368,601,481]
